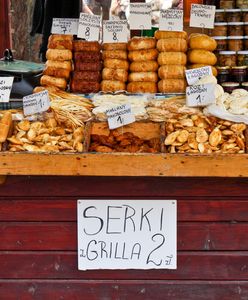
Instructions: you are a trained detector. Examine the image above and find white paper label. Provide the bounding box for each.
[78,199,177,270]
[185,66,213,85]
[0,77,14,103]
[51,18,79,35]
[186,83,216,107]
[103,20,129,43]
[23,90,50,116]
[77,13,101,41]
[106,104,135,130]
[159,9,183,31]
[129,3,152,30]
[190,4,216,29]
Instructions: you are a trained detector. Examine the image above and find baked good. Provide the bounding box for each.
[103,59,129,71]
[158,79,187,93]
[128,49,158,62]
[40,75,67,90]
[102,43,127,51]
[70,80,100,93]
[158,52,187,66]
[74,61,102,71]
[158,65,186,79]
[43,67,71,79]
[127,37,156,51]
[128,72,158,83]
[73,40,101,52]
[188,49,217,66]
[156,38,188,52]
[189,34,217,51]
[101,80,126,92]
[127,82,157,93]
[102,68,128,82]
[74,51,102,62]
[72,71,101,82]
[46,49,72,61]
[48,39,73,50]
[155,30,188,40]
[48,35,73,42]
[129,61,158,72]
[45,60,72,71]
[102,50,127,60]
[0,111,12,143]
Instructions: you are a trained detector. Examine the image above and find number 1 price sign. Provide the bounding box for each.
[103,20,129,43]
[105,103,135,130]
[77,13,101,41]
[23,90,50,116]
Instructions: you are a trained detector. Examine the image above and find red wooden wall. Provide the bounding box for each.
[0,176,248,299]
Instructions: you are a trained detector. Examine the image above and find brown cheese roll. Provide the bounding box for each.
[103,59,129,71]
[48,34,73,42]
[45,60,72,71]
[102,50,127,60]
[154,30,188,40]
[46,49,72,61]
[158,79,187,93]
[48,39,73,50]
[72,71,101,82]
[129,61,158,72]
[158,52,187,66]
[40,75,67,90]
[128,72,158,83]
[101,80,126,92]
[74,61,102,72]
[127,82,157,94]
[102,68,128,82]
[187,49,217,66]
[102,43,127,51]
[127,37,156,51]
[70,79,100,93]
[74,51,102,62]
[43,67,71,79]
[158,65,186,79]
[156,38,188,53]
[128,49,158,62]
[73,40,101,52]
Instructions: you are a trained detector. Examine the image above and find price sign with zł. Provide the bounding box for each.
[23,90,50,116]
[185,66,213,85]
[51,18,79,35]
[0,77,14,103]
[129,3,152,30]
[103,20,129,43]
[190,4,216,29]
[77,13,101,41]
[186,83,215,107]
[159,9,183,32]
[105,103,135,130]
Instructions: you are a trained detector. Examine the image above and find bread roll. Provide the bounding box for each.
[102,68,128,82]
[73,40,101,52]
[102,50,127,60]
[48,35,73,42]
[104,59,129,71]
[158,52,187,66]
[157,38,188,52]
[189,34,217,51]
[128,72,158,83]
[155,30,188,40]
[127,82,157,93]
[158,65,186,79]
[48,40,73,50]
[72,71,101,82]
[74,51,101,62]
[101,80,126,92]
[46,49,72,61]
[40,75,67,90]
[0,111,12,143]
[158,79,187,93]
[128,37,156,51]
[128,49,158,62]
[43,67,71,79]
[71,80,100,93]
[188,64,218,77]
[102,43,127,51]
[45,60,72,71]
[130,61,158,72]
[74,61,102,72]
[188,49,217,66]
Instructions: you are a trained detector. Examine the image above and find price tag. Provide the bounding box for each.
[0,77,14,103]
[103,20,129,43]
[51,18,79,35]
[106,104,135,130]
[23,90,50,116]
[190,4,216,29]
[129,3,152,30]
[185,66,213,85]
[159,9,183,32]
[77,13,101,41]
[186,83,216,107]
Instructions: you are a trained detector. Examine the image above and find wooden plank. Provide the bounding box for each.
[1,153,248,177]
[1,252,248,280]
[0,280,248,300]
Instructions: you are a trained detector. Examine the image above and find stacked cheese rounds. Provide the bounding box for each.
[188,34,218,76]
[41,35,73,90]
[155,31,188,94]
[71,41,102,93]
[127,37,158,93]
[101,43,129,92]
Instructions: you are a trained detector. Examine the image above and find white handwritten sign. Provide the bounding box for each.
[129,3,152,30]
[23,90,50,116]
[0,77,14,103]
[77,13,101,41]
[159,9,183,32]
[186,83,216,107]
[190,4,216,29]
[51,18,79,35]
[103,20,129,43]
[185,66,213,85]
[105,104,135,130]
[78,199,177,270]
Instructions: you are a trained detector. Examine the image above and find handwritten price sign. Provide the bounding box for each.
[103,20,129,43]
[23,90,50,116]
[190,4,216,29]
[105,103,135,130]
[51,18,79,35]
[129,3,152,30]
[0,77,14,103]
[186,83,215,107]
[77,13,101,41]
[159,9,183,32]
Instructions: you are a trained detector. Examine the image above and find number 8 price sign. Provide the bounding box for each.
[103,20,129,44]
[77,13,101,41]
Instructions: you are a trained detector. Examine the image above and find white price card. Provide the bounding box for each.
[103,20,129,43]
[106,103,135,130]
[186,83,216,107]
[129,3,152,30]
[23,90,50,116]
[190,4,216,29]
[77,13,101,41]
[185,66,213,85]
[0,77,14,103]
[159,9,183,32]
[51,18,79,35]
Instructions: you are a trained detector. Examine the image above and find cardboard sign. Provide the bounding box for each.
[78,199,177,270]
[129,3,152,30]
[159,9,183,32]
[0,77,14,103]
[186,83,216,107]
[103,20,129,43]
[185,66,213,85]
[105,104,135,130]
[23,90,50,116]
[190,4,216,29]
[51,18,79,35]
[77,13,101,41]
